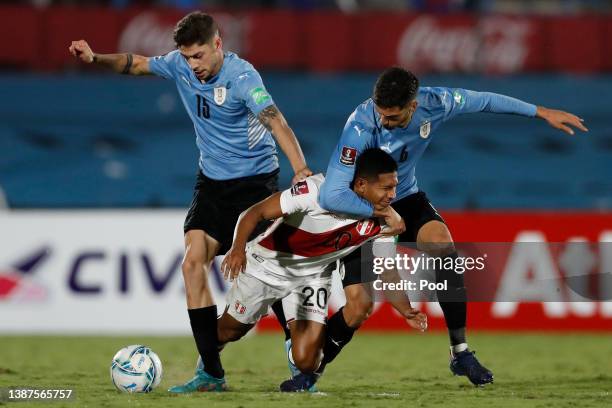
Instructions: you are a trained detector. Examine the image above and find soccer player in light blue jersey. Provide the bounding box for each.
[69,11,312,392]
[280,67,588,390]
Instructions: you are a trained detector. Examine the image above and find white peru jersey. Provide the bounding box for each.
[246,174,394,277]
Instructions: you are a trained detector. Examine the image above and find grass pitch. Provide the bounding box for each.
[0,332,610,408]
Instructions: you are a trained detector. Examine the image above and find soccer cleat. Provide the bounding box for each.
[450,350,494,386]
[168,357,227,393]
[284,339,318,392]
[279,372,319,392]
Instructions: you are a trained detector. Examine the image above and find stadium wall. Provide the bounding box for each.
[1,6,612,73]
[1,210,611,334]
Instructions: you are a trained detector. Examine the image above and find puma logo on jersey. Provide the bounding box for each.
[353,125,364,137]
[380,142,392,153]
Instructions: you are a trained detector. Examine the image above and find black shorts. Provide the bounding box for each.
[184,168,279,254]
[340,191,445,287]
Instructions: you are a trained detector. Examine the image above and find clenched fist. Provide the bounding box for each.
[68,40,95,63]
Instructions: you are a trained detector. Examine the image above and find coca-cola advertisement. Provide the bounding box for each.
[396,16,536,74]
[0,6,608,73]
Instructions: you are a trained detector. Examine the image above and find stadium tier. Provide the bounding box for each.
[0,74,610,208]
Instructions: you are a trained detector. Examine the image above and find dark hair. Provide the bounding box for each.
[173,12,219,47]
[353,148,397,184]
[372,67,419,109]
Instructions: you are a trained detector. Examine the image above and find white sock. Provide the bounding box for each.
[451,343,468,354]
[288,346,296,366]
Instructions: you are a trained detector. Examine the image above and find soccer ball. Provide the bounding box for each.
[110,345,163,393]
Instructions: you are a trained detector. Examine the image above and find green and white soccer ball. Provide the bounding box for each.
[110,345,163,393]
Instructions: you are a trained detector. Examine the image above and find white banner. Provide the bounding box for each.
[0,210,231,334]
[0,210,348,334]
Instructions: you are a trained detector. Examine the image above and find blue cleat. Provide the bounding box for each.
[283,339,319,392]
[450,350,494,386]
[168,357,227,393]
[279,372,319,392]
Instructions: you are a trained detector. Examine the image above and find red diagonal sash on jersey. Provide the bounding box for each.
[258,219,381,257]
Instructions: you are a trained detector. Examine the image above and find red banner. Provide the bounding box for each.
[256,212,612,332]
[1,6,610,73]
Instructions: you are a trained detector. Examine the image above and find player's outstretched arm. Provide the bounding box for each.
[257,105,312,184]
[445,88,588,136]
[221,192,284,281]
[68,40,151,75]
[535,106,588,136]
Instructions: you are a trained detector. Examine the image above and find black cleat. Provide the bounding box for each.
[450,350,494,386]
[279,372,318,392]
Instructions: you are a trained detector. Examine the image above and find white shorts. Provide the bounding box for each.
[225,253,331,325]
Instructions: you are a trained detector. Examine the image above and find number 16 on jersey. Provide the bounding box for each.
[196,95,210,119]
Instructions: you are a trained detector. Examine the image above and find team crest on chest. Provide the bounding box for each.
[420,120,431,139]
[213,87,227,105]
[356,219,376,236]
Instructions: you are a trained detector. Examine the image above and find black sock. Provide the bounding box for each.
[319,307,356,371]
[271,300,291,341]
[188,306,224,378]
[435,252,467,345]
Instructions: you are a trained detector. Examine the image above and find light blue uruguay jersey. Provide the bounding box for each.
[319,87,538,217]
[149,51,278,180]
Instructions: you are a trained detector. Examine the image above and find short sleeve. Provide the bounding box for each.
[233,70,275,115]
[148,50,180,80]
[279,177,319,215]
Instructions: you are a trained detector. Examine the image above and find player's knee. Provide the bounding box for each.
[292,347,321,374]
[418,223,455,256]
[422,238,455,257]
[181,257,199,276]
[181,257,207,282]
[344,298,373,327]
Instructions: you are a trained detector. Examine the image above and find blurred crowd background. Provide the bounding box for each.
[7,0,612,13]
[0,0,610,211]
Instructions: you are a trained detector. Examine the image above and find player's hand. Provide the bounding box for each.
[378,206,405,237]
[221,246,247,281]
[292,166,313,184]
[68,40,95,63]
[536,106,588,135]
[404,308,428,332]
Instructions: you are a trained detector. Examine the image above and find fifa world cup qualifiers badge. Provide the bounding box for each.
[340,146,357,165]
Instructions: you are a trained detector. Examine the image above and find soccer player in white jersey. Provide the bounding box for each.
[176,148,426,391]
[69,12,312,391]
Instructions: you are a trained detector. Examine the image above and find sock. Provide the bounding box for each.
[434,251,468,346]
[271,300,291,341]
[188,306,224,378]
[319,307,356,372]
[451,342,468,355]
[449,328,467,348]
